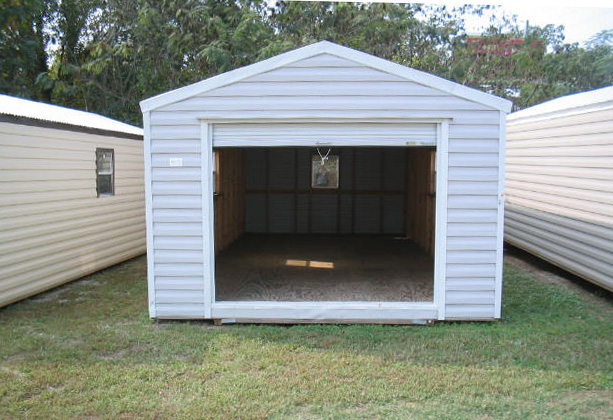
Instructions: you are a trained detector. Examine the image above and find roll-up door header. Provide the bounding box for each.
[213,122,437,147]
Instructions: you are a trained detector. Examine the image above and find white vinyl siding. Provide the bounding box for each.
[445,115,501,319]
[0,122,145,307]
[145,52,504,320]
[506,96,613,292]
[147,121,205,317]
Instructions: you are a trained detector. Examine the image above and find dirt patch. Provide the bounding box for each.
[154,323,168,332]
[98,343,149,360]
[79,279,103,286]
[31,288,67,303]
[552,390,613,419]
[0,365,26,377]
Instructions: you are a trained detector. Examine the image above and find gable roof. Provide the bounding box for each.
[508,85,613,123]
[140,41,512,113]
[0,94,142,139]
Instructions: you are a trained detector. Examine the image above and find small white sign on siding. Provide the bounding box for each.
[169,158,183,167]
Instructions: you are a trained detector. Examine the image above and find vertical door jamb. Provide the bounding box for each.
[201,122,215,318]
[494,112,506,319]
[143,111,156,318]
[433,121,449,320]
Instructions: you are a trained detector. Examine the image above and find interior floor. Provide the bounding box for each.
[215,235,434,302]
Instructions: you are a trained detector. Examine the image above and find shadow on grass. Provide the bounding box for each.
[505,244,613,303]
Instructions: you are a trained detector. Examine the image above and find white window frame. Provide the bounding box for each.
[96,148,115,197]
[200,117,449,322]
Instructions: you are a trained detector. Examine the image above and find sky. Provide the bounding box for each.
[326,0,613,46]
[462,3,613,46]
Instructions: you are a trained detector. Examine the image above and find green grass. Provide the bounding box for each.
[0,256,611,419]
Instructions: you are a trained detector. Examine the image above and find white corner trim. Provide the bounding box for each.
[140,41,512,113]
[434,121,449,320]
[495,112,506,319]
[142,111,156,318]
[201,122,215,319]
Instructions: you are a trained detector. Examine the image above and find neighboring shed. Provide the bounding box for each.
[505,86,613,292]
[0,95,146,307]
[140,41,512,323]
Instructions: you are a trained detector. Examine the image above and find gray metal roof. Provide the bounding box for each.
[0,94,143,137]
[509,85,613,122]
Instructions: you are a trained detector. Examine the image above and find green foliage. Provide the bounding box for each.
[268,2,419,58]
[51,0,276,124]
[1,1,612,123]
[0,0,51,100]
[544,29,613,100]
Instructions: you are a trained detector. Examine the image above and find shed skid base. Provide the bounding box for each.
[213,318,436,325]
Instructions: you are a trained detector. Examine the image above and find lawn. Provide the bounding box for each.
[0,253,611,420]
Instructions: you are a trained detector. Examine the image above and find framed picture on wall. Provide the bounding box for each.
[311,154,339,189]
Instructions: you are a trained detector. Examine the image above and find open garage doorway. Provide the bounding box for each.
[213,147,436,303]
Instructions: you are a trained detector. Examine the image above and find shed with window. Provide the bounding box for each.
[0,94,146,307]
[140,41,512,323]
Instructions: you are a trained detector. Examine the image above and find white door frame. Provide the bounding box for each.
[200,118,449,322]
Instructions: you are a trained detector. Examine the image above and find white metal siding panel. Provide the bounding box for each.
[151,109,501,127]
[506,104,613,292]
[0,123,145,307]
[163,96,492,113]
[140,43,511,113]
[157,55,495,116]
[506,205,613,291]
[444,120,501,320]
[148,52,504,320]
[148,110,205,318]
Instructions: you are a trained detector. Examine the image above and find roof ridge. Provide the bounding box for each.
[0,94,143,136]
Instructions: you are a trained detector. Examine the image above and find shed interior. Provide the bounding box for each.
[213,147,436,302]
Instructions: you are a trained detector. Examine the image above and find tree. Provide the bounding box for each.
[0,0,52,100]
[543,29,613,100]
[267,2,422,59]
[40,0,275,124]
[265,1,469,75]
[2,1,611,121]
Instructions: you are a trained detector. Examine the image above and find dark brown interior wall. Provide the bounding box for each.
[214,148,245,253]
[214,147,436,256]
[405,148,436,256]
[243,148,407,235]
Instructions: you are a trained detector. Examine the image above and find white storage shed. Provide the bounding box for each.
[0,95,146,307]
[140,41,512,323]
[506,86,613,292]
